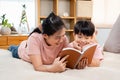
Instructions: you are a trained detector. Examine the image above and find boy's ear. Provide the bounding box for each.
[91,35,94,39]
[73,33,74,36]
[94,30,98,35]
[73,33,75,39]
[91,33,98,43]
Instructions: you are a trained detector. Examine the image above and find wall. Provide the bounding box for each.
[96,28,111,46]
[0,0,36,33]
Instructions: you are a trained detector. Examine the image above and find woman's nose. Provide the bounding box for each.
[58,36,64,43]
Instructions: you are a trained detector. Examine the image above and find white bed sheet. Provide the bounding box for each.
[0,49,120,80]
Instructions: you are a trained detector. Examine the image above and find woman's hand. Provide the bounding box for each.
[51,55,69,72]
[76,57,88,69]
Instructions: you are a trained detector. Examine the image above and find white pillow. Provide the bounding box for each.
[104,14,120,53]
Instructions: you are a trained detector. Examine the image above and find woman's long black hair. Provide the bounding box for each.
[29,12,65,36]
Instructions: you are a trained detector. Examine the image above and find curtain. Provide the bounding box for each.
[92,0,120,28]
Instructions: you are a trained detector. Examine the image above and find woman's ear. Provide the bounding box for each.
[43,34,48,39]
[38,24,42,32]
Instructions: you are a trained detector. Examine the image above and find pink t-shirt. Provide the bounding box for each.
[18,33,69,64]
[68,42,103,60]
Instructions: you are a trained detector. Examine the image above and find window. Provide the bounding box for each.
[0,0,36,32]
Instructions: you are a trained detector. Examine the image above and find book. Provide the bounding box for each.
[59,44,97,69]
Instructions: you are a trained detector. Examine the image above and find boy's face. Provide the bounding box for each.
[43,27,66,46]
[74,33,93,45]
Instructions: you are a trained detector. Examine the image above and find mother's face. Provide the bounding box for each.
[43,28,66,46]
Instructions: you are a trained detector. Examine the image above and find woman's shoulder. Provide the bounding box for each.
[30,32,42,37]
[28,33,43,42]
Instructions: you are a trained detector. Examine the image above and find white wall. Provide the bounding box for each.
[0,0,36,33]
[96,28,111,46]
[92,0,120,26]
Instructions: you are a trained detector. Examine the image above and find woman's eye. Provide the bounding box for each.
[55,37,60,39]
[85,37,89,39]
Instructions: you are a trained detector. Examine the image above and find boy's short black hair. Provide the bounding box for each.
[74,20,95,36]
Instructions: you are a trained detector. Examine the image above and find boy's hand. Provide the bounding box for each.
[77,40,89,47]
[76,57,88,69]
[73,41,89,51]
[73,41,82,51]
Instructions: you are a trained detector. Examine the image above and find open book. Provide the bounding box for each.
[59,44,97,69]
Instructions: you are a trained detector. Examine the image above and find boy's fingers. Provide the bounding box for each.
[83,59,87,68]
[77,58,87,69]
[78,60,83,69]
[83,58,88,68]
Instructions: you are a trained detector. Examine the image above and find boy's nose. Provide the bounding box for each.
[80,39,85,42]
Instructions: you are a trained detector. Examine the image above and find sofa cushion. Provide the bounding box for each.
[104,14,120,53]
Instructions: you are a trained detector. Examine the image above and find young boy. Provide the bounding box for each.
[68,20,103,69]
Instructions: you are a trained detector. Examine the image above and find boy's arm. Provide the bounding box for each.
[88,44,103,67]
[88,58,100,67]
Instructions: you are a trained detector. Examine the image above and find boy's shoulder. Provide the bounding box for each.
[91,42,100,46]
[87,42,101,50]
[68,41,74,48]
[86,42,99,47]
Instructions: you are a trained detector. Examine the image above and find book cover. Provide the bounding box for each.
[59,44,97,69]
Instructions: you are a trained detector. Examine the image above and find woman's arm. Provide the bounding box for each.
[29,54,69,73]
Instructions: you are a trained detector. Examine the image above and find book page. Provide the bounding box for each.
[82,44,97,53]
[62,47,82,54]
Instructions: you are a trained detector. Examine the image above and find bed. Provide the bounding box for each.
[0,49,120,80]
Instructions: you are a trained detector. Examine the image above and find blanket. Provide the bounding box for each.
[0,49,120,80]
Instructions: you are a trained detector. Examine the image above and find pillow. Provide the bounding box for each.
[104,14,120,53]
